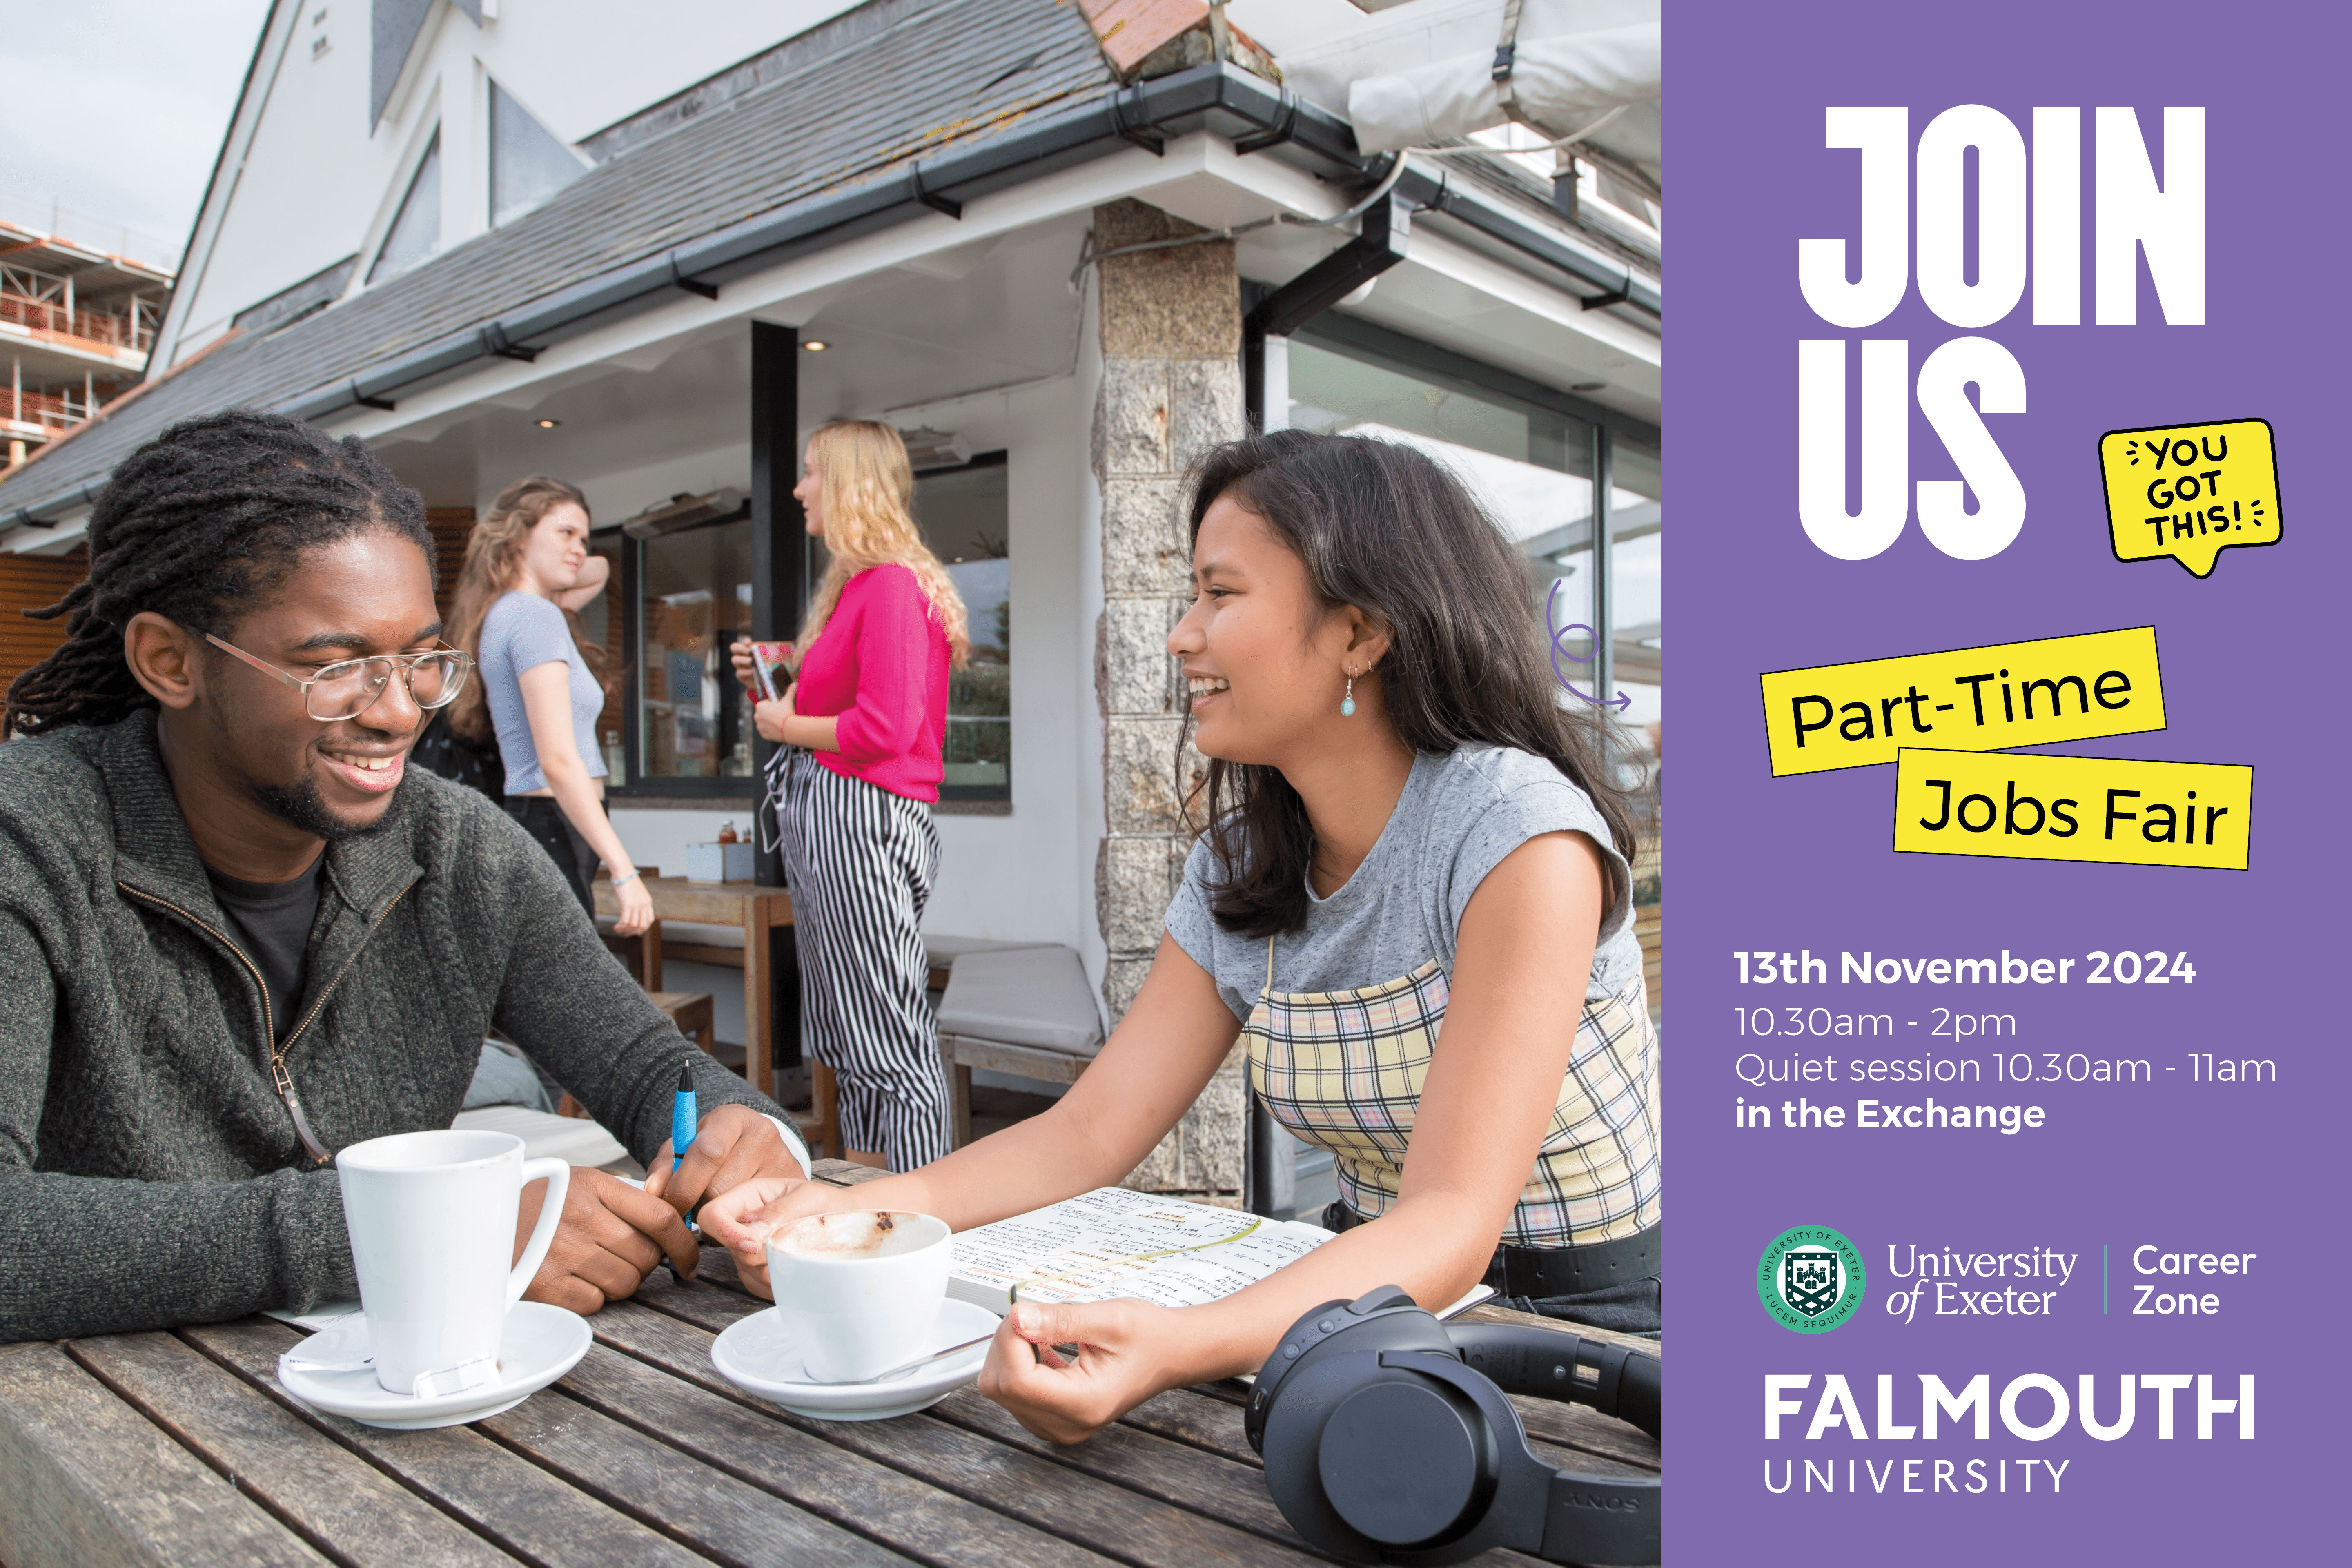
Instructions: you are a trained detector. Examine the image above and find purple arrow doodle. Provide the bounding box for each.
[1546,581,1634,713]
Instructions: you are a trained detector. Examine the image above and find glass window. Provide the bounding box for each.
[368,132,441,284]
[912,455,1011,800]
[1287,340,1533,465]
[636,519,755,782]
[489,82,584,227]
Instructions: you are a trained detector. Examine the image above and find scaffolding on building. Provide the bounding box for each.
[1,218,174,472]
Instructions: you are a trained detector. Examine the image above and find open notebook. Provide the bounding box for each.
[947,1185,1494,1318]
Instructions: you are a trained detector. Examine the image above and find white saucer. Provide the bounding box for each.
[710,1298,997,1420]
[275,1301,592,1430]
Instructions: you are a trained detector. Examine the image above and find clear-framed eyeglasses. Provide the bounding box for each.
[204,633,474,722]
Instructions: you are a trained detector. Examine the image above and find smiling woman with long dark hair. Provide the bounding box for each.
[703,429,1660,1445]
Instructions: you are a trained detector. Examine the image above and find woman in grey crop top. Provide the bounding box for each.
[448,476,651,935]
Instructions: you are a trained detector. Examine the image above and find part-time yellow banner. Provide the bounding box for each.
[1892,749,2252,870]
[1759,628,2165,777]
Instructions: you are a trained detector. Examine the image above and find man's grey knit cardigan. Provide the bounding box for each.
[0,711,787,1341]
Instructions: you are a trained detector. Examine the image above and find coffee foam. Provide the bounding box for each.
[774,1209,936,1260]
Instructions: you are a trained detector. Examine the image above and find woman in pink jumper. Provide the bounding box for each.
[734,421,968,1171]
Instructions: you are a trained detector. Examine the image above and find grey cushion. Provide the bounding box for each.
[937,946,1105,1057]
[924,934,1056,971]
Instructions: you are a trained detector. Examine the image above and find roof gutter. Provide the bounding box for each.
[6,63,1655,526]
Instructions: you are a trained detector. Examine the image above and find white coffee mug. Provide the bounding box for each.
[336,1129,570,1396]
[766,1210,952,1382]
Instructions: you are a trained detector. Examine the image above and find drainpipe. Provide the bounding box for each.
[1242,194,1411,430]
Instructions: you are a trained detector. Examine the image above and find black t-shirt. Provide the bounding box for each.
[207,858,324,1042]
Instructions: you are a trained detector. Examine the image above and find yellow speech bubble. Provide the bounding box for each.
[1760,627,2164,777]
[1893,749,2250,869]
[2099,419,2279,579]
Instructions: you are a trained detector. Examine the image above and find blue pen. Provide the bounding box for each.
[671,1061,696,1171]
[664,1062,701,1283]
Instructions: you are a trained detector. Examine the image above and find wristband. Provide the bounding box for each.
[611,869,642,888]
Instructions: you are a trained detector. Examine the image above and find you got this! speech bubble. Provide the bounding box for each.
[2099,418,2280,579]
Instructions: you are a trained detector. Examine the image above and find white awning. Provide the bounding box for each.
[1232,0,1660,187]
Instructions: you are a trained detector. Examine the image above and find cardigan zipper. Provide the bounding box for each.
[116,875,418,1164]
[115,882,277,1051]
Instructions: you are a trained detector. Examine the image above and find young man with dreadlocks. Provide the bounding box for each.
[0,411,808,1342]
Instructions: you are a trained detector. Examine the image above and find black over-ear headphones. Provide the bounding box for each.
[1247,1286,1661,1566]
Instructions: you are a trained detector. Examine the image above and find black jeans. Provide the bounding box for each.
[503,797,595,919]
[1496,1279,1662,1338]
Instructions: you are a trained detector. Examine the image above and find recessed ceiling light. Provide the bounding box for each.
[802,339,828,352]
[1570,381,1606,392]
[536,418,561,428]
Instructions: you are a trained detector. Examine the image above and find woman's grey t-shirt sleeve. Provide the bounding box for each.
[1165,837,1254,1021]
[1448,781,1630,929]
[490,593,576,672]
[1442,771,1636,978]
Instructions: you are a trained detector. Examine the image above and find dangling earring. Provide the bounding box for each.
[1340,668,1357,717]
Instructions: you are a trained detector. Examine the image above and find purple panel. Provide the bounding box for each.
[1670,3,2344,1561]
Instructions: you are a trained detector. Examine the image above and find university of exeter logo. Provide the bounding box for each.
[1757,1225,1866,1333]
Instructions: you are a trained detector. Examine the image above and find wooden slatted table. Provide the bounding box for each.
[0,1161,1660,1567]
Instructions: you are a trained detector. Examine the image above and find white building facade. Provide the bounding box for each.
[0,0,1662,1206]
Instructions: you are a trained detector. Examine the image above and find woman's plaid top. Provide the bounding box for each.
[1243,941,1660,1248]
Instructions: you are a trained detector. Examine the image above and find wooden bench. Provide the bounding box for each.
[934,946,1106,1148]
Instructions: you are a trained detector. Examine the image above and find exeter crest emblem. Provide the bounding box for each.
[1757,1226,1866,1333]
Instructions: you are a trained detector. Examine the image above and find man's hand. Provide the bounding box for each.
[642,1102,806,1219]
[978,1298,1191,1445]
[697,1176,861,1300]
[514,1166,699,1314]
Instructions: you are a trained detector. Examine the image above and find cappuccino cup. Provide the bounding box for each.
[336,1129,570,1396]
[766,1209,952,1382]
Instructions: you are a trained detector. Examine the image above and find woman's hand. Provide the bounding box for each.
[695,1172,861,1299]
[610,872,654,936]
[729,638,758,688]
[978,1298,1194,1445]
[752,686,796,744]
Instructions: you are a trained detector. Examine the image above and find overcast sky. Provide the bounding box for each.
[0,0,274,267]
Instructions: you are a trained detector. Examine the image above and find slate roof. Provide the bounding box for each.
[0,0,1114,518]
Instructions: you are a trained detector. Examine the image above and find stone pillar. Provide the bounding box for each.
[1090,199,1246,1204]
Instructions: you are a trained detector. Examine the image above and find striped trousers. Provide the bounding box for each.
[777,754,952,1171]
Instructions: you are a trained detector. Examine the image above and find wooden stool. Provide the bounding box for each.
[651,991,716,1057]
[940,1036,1090,1148]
